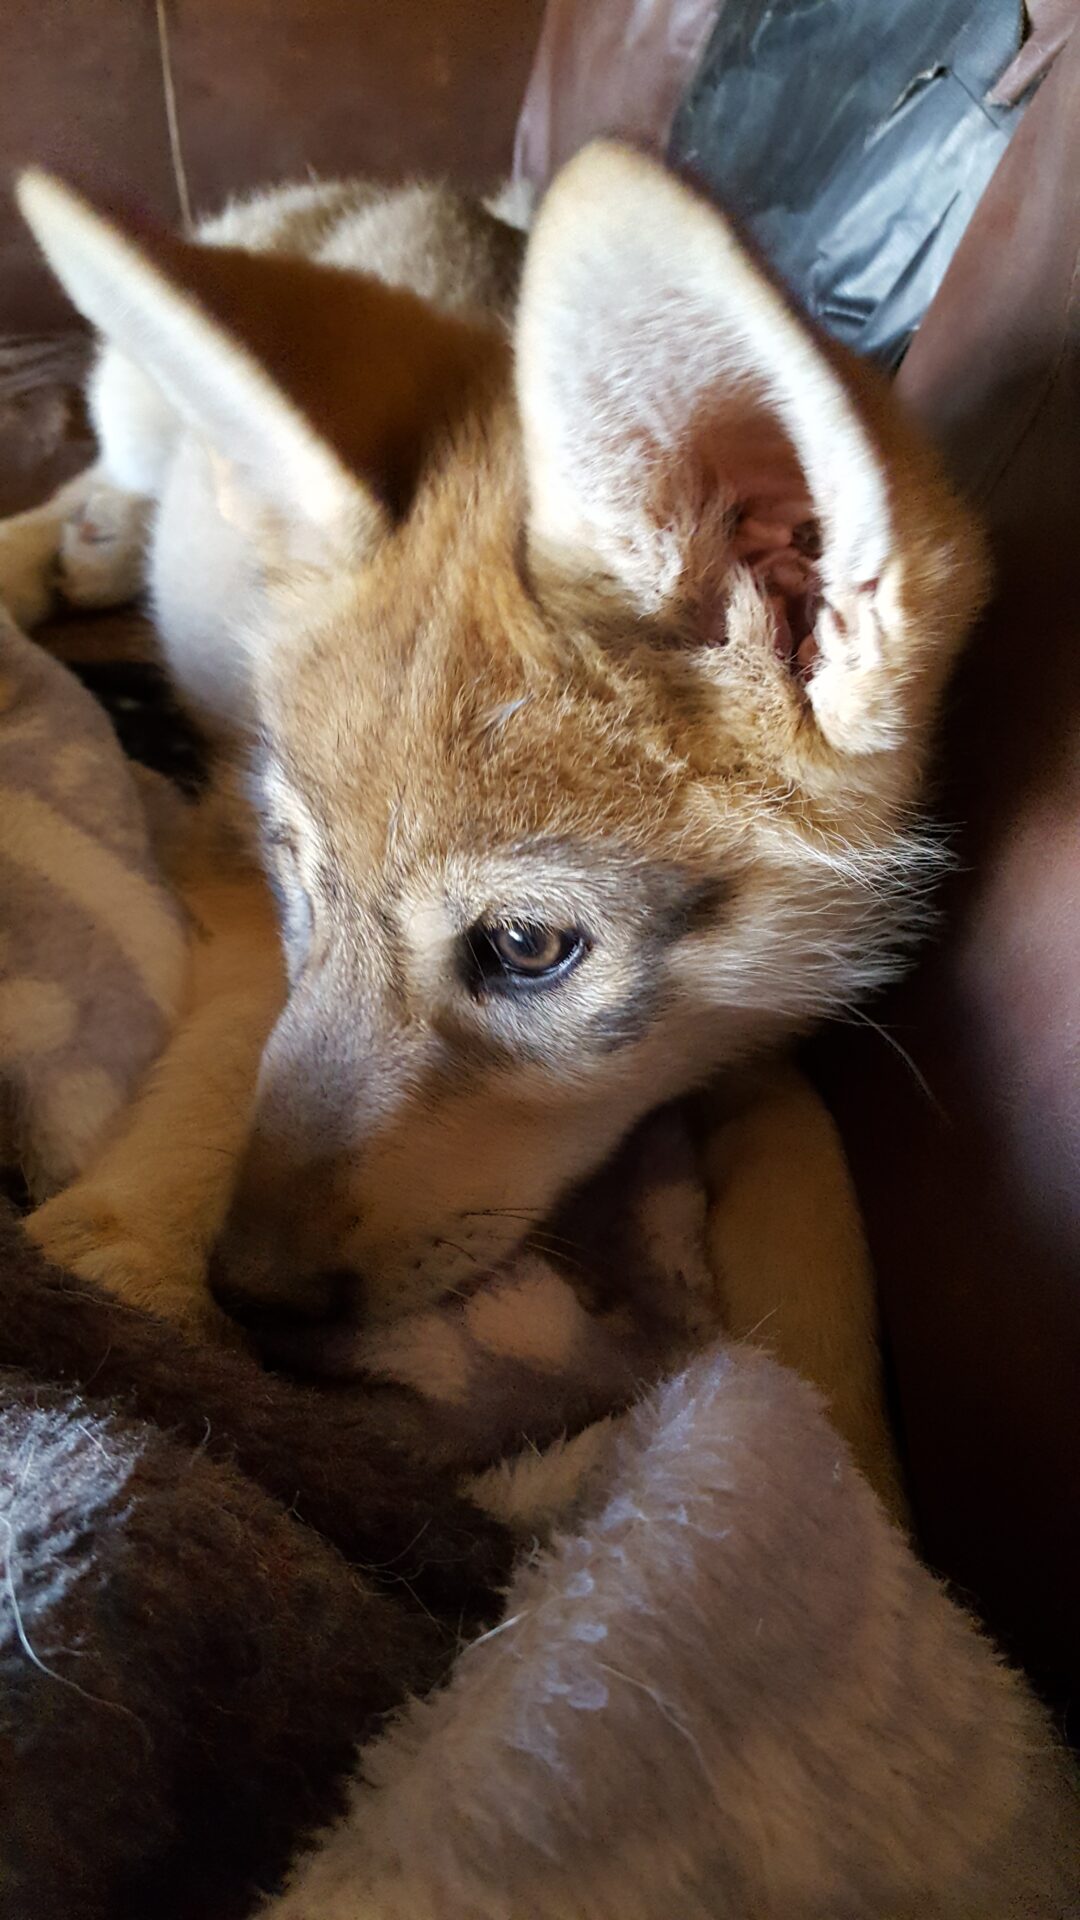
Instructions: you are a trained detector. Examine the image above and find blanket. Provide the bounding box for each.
[1,620,1077,1919]
[4,1210,1078,1920]
[0,1213,510,1920]
[0,608,186,1199]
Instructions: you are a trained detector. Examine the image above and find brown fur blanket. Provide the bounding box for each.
[4,1206,1080,1920]
[0,1212,510,1920]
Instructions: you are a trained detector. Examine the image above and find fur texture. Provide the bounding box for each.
[0,1208,509,1604]
[0,1381,452,1920]
[270,1349,1080,1920]
[0,578,901,1508]
[2,1218,1077,1920]
[0,149,987,1334]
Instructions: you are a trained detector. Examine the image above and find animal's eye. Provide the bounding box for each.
[466,920,587,989]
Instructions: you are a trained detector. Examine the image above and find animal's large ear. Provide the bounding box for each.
[516,143,972,756]
[16,171,499,568]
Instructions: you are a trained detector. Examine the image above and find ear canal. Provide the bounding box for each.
[16,170,505,555]
[515,141,894,624]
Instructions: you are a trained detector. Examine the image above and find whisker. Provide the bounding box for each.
[835,1003,948,1119]
[523,1240,591,1281]
[461,1207,544,1222]
[432,1237,480,1267]
[524,1227,590,1255]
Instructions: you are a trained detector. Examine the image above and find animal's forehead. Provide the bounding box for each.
[266,570,697,869]
[277,665,688,873]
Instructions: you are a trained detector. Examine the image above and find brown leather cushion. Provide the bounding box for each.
[513,0,716,184]
[812,30,1080,1713]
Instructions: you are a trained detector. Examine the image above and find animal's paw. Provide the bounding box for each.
[0,509,61,628]
[58,484,147,608]
[27,1192,238,1347]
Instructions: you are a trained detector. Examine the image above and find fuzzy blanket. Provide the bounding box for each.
[0,613,187,1199]
[1,616,1078,1919]
[4,1213,1079,1920]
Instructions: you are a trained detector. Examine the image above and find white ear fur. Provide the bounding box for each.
[516,143,892,614]
[16,170,380,555]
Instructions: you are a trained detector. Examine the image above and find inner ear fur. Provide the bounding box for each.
[516,141,895,611]
[515,141,988,762]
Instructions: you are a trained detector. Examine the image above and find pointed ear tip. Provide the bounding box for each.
[538,141,719,251]
[15,166,57,216]
[551,139,662,199]
[15,170,169,282]
[15,167,88,239]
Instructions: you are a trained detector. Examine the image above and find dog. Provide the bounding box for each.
[0,146,985,1421]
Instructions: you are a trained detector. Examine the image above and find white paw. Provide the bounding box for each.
[0,512,60,628]
[59,485,148,608]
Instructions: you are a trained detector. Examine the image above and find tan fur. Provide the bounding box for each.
[0,152,985,1489]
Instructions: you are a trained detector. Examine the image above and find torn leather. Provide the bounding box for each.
[670,0,1033,366]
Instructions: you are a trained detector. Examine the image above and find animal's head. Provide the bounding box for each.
[19,148,986,1326]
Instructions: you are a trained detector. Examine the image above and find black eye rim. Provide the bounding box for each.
[464,920,590,993]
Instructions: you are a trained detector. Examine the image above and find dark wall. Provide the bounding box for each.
[0,0,544,333]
